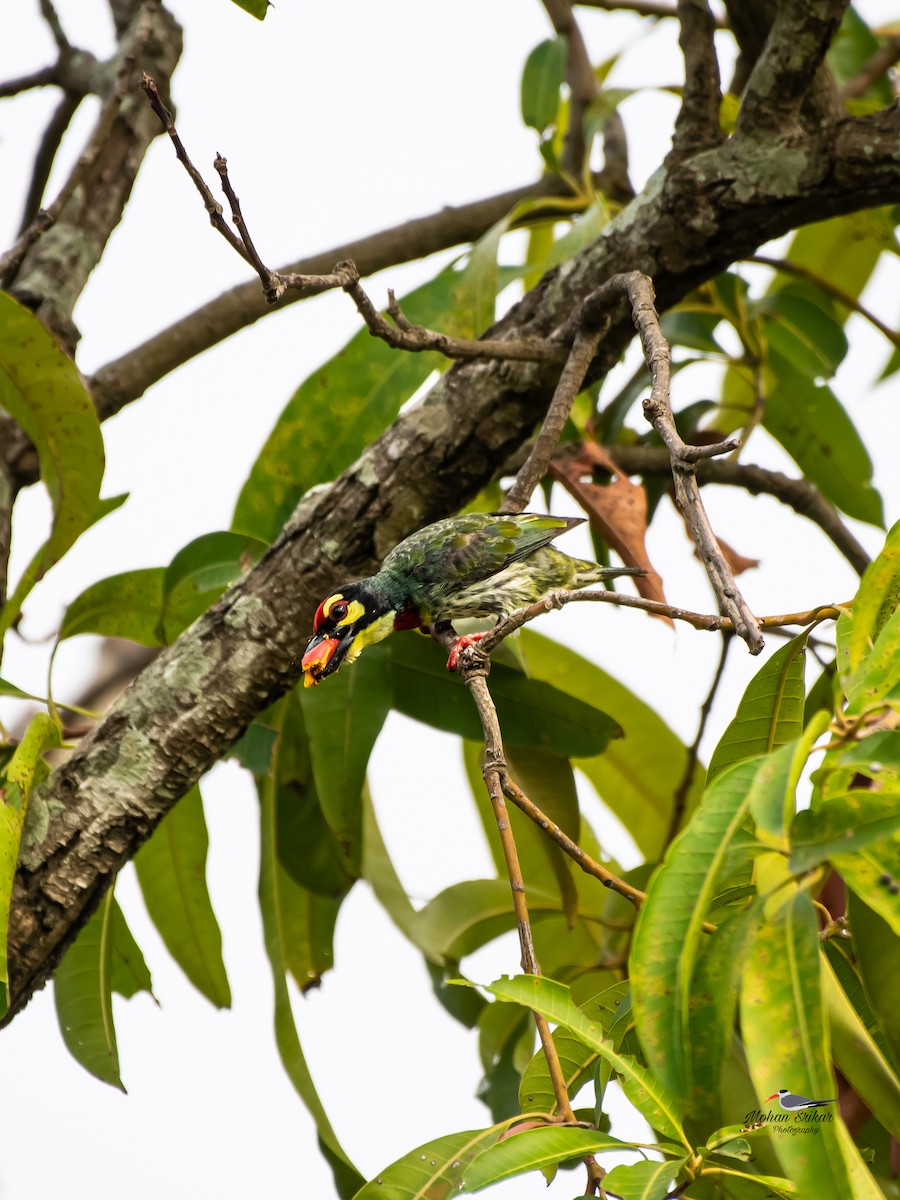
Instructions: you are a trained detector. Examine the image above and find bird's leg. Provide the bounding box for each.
[446,632,487,672]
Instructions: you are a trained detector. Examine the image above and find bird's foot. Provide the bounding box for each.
[446,632,486,672]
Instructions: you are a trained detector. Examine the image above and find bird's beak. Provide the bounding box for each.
[301,633,346,686]
[764,1094,779,1103]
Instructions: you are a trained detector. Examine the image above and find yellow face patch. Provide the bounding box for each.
[344,610,396,664]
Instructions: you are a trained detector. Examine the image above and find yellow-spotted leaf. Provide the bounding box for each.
[460,1125,636,1192]
[355,1124,513,1200]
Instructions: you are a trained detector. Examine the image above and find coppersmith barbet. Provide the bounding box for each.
[301,512,641,686]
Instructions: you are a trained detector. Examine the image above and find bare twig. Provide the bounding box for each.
[39,0,72,52]
[584,272,764,653]
[478,591,843,650]
[541,0,600,176]
[340,265,569,364]
[501,327,605,512]
[575,0,727,20]
[0,66,58,99]
[841,32,900,100]
[666,631,732,846]
[576,444,870,576]
[667,0,723,164]
[743,254,900,347]
[17,93,81,236]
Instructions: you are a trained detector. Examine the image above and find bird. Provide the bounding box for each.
[765,1089,836,1114]
[301,511,642,687]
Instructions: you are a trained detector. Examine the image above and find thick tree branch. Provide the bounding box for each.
[734,0,848,138]
[667,0,723,164]
[6,97,900,1019]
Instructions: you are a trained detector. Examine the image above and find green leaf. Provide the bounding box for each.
[134,784,231,1008]
[518,980,630,1116]
[160,531,265,642]
[757,291,848,379]
[300,644,391,877]
[848,889,900,1063]
[59,568,166,646]
[844,603,900,715]
[506,745,579,918]
[630,757,762,1099]
[0,711,61,1015]
[601,1159,687,1200]
[521,38,567,133]
[661,308,724,354]
[840,518,900,680]
[258,770,361,1196]
[708,635,808,784]
[230,0,268,16]
[829,8,894,105]
[582,88,633,151]
[785,208,898,303]
[54,891,152,1090]
[834,834,900,934]
[461,1125,634,1192]
[520,631,702,859]
[356,1125,511,1200]
[821,955,900,1139]
[416,879,561,960]
[387,634,621,758]
[232,269,460,542]
[484,974,687,1144]
[763,354,882,526]
[0,293,105,638]
[740,892,880,1197]
[790,791,900,873]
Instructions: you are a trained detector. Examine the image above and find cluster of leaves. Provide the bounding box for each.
[1,9,899,1200]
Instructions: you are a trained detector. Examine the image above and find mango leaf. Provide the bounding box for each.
[461,1126,634,1192]
[839,518,900,680]
[834,833,900,935]
[355,1124,513,1200]
[59,567,166,646]
[521,38,566,133]
[519,980,630,1116]
[520,631,702,859]
[790,791,900,873]
[134,784,231,1008]
[821,955,900,1139]
[601,1159,687,1200]
[258,770,361,1196]
[0,711,61,1015]
[829,8,894,105]
[416,879,562,960]
[387,633,621,758]
[784,207,898,304]
[300,643,391,877]
[476,1001,533,1123]
[506,745,579,920]
[0,293,105,638]
[630,757,762,1099]
[54,891,152,1090]
[483,974,688,1145]
[824,938,899,1073]
[160,530,266,642]
[757,290,848,379]
[843,603,900,715]
[763,353,882,526]
[232,269,459,541]
[848,889,900,1063]
[740,892,880,1198]
[708,635,808,784]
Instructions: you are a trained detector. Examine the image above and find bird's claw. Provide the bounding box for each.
[446,632,486,672]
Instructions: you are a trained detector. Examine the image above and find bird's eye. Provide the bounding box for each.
[330,601,349,621]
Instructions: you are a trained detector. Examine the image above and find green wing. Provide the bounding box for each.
[385,512,582,590]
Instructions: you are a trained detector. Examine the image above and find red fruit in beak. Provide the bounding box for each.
[302,637,340,687]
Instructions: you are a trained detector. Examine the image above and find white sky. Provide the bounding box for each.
[0,2,898,1198]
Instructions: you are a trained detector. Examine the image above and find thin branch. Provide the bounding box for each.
[576,0,726,21]
[0,17,151,284]
[17,93,81,236]
[666,631,732,846]
[842,32,900,100]
[39,0,72,53]
[582,272,763,653]
[500,326,606,512]
[478,590,844,650]
[541,0,600,176]
[583,443,871,576]
[341,266,568,364]
[667,0,723,164]
[0,66,57,99]
[743,254,900,347]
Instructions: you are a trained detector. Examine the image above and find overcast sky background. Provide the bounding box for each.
[1,2,898,1197]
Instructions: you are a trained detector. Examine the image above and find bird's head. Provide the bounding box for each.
[301,582,397,687]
